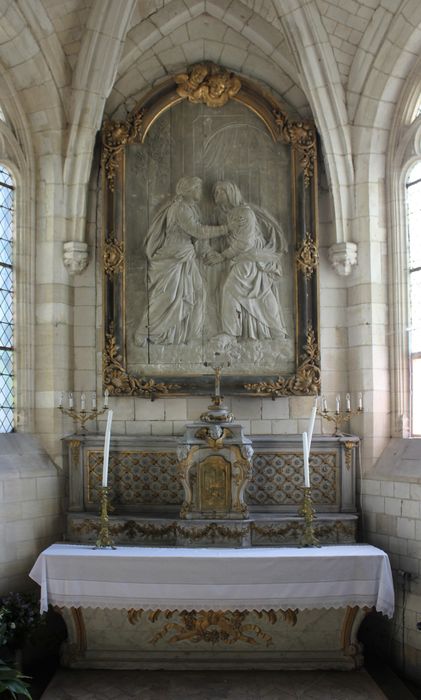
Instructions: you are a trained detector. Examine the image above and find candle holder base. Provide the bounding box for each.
[298,487,320,548]
[93,486,116,550]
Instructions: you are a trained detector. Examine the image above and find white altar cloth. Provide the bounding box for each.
[29,543,394,618]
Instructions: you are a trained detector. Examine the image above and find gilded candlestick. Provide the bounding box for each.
[58,404,108,433]
[94,486,116,549]
[299,487,320,547]
[317,407,363,436]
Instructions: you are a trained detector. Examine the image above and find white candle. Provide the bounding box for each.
[102,409,113,487]
[104,389,109,408]
[346,393,351,412]
[307,398,317,449]
[358,392,363,410]
[336,394,340,414]
[68,392,73,409]
[92,392,97,410]
[58,392,64,408]
[302,431,310,488]
[80,393,86,411]
[322,395,328,412]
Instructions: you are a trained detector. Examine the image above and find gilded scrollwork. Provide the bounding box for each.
[344,441,357,471]
[296,231,318,280]
[273,111,316,187]
[104,237,124,277]
[125,608,298,645]
[175,62,241,108]
[102,110,144,191]
[103,324,181,396]
[69,440,81,470]
[194,426,233,448]
[244,328,320,396]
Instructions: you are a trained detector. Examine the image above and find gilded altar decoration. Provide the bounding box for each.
[104,237,124,277]
[244,329,320,396]
[102,111,144,191]
[175,63,241,107]
[194,426,232,448]
[125,609,298,646]
[69,440,81,470]
[296,232,318,279]
[103,325,181,397]
[273,111,316,187]
[178,422,253,520]
[344,441,358,470]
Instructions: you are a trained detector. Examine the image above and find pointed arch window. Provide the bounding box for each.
[0,165,14,432]
[407,161,421,435]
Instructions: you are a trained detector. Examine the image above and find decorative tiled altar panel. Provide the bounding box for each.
[84,449,337,508]
[65,434,357,516]
[87,451,183,506]
[246,452,337,506]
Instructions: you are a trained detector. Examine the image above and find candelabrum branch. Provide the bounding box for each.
[317,408,363,436]
[58,405,109,433]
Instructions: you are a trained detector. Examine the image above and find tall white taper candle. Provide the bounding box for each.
[302,431,310,487]
[102,409,113,487]
[307,398,317,449]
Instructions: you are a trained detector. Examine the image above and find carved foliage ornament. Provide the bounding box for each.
[175,63,241,108]
[244,329,320,397]
[102,110,144,191]
[126,608,298,646]
[103,324,181,396]
[104,236,124,277]
[296,231,318,280]
[274,111,316,187]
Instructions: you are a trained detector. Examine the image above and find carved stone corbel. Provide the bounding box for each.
[328,242,357,276]
[63,241,89,275]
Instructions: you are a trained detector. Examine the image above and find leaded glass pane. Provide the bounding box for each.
[0,290,13,323]
[0,207,12,240]
[0,165,14,432]
[0,166,13,187]
[0,188,13,211]
[0,237,12,265]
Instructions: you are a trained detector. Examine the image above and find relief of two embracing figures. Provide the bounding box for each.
[134,177,289,349]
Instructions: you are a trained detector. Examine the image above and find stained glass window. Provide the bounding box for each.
[407,161,421,435]
[0,165,14,432]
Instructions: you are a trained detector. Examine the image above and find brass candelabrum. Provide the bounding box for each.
[94,486,116,549]
[317,404,363,436]
[58,400,109,433]
[298,487,320,547]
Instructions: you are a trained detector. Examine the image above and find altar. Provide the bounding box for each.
[30,543,394,670]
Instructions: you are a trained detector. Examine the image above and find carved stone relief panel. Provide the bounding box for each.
[101,64,319,397]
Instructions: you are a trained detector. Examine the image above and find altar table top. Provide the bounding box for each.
[29,543,395,618]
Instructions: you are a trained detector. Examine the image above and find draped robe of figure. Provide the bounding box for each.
[220,205,287,340]
[135,195,226,346]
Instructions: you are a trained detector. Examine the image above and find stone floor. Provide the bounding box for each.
[40,668,391,699]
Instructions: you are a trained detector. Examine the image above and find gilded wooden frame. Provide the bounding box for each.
[101,63,319,398]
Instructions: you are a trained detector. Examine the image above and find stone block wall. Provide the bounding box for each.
[0,434,64,594]
[361,439,421,684]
